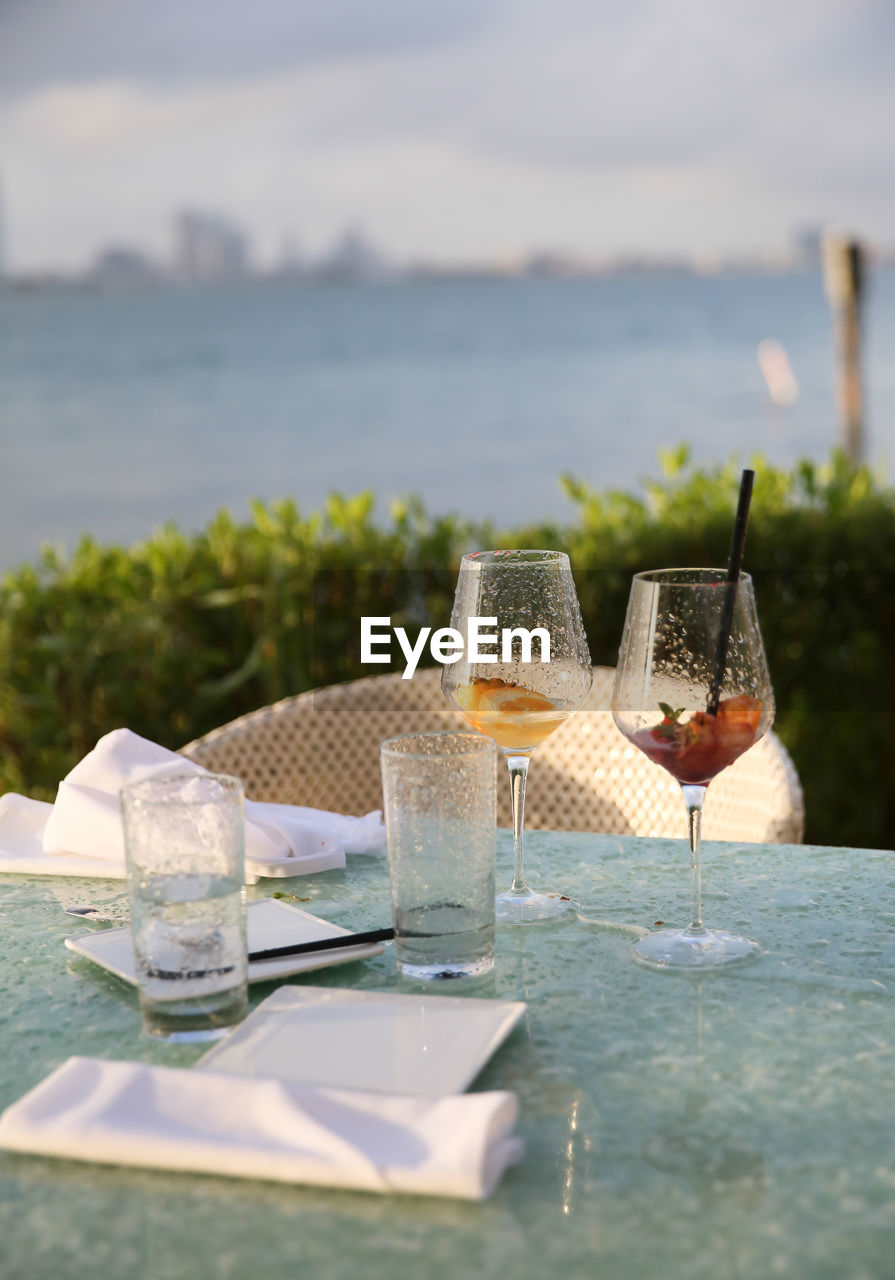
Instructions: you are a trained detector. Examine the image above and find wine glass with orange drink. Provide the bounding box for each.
[442,550,593,923]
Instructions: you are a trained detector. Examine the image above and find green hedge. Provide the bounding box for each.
[1,449,891,849]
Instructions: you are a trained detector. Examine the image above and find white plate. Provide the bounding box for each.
[64,898,385,984]
[195,985,526,1096]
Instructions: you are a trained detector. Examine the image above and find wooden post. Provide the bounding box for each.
[822,231,866,465]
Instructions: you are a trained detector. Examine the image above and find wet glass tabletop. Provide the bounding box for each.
[1,830,893,1280]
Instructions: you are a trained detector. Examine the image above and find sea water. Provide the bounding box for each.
[3,271,894,570]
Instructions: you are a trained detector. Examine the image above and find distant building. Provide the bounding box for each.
[524,250,600,279]
[173,210,249,285]
[314,226,387,282]
[793,226,825,269]
[87,246,162,294]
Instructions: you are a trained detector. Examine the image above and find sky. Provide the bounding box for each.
[1,0,893,272]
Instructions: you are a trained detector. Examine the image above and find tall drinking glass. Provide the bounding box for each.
[442,550,593,924]
[611,569,774,970]
[120,772,248,1039]
[381,732,497,979]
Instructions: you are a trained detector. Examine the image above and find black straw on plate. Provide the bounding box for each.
[142,928,395,981]
[706,468,754,716]
[249,927,395,963]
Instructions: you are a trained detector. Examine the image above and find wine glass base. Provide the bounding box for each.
[631,926,757,971]
[496,889,576,925]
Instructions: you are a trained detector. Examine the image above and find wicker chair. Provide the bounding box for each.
[180,667,804,844]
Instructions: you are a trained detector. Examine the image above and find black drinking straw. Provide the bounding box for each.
[706,468,754,716]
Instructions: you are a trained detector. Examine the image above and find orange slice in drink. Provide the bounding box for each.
[453,678,565,752]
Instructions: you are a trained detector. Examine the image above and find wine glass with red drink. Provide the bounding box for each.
[611,568,774,969]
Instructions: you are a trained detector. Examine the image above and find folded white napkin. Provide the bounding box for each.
[0,728,386,883]
[0,1057,522,1201]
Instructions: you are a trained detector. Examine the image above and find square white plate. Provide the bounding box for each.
[195,985,526,1096]
[64,898,385,984]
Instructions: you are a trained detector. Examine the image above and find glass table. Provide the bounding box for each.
[1,830,893,1280]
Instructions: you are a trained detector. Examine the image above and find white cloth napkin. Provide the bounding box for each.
[0,728,386,883]
[0,1056,522,1201]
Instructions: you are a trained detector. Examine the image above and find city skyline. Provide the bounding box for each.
[4,200,870,293]
[1,1,893,273]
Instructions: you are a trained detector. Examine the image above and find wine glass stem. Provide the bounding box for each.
[507,754,531,898]
[681,783,707,933]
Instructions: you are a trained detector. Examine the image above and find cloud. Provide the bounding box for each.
[267,0,895,180]
[0,0,505,99]
[1,0,893,268]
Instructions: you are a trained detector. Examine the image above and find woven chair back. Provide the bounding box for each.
[180,667,804,843]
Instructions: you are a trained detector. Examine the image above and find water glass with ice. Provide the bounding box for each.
[120,771,248,1040]
[381,733,497,980]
